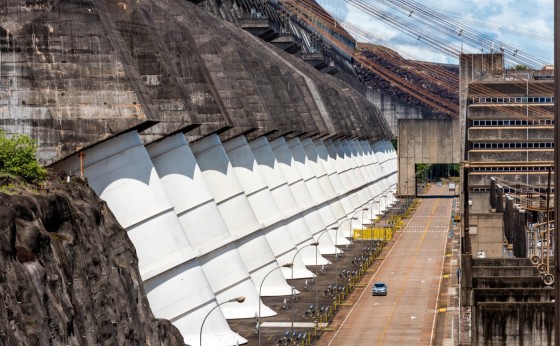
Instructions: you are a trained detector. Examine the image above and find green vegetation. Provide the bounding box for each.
[0,178,14,192]
[416,163,431,173]
[0,130,47,184]
[415,163,461,183]
[512,64,529,70]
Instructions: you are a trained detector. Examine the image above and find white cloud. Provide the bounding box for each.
[317,0,553,64]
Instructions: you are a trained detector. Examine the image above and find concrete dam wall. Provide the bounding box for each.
[1,1,397,344]
[467,258,555,345]
[0,0,391,164]
[52,131,397,345]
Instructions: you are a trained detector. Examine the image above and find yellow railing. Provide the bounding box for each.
[353,227,394,240]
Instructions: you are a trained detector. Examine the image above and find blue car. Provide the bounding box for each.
[372,282,388,296]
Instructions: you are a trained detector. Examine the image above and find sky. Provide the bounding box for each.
[316,0,554,67]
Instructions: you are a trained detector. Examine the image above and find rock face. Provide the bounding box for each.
[0,175,184,345]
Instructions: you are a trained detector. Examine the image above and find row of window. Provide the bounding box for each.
[472,187,555,194]
[471,142,554,149]
[471,166,552,172]
[471,96,554,104]
[471,119,554,126]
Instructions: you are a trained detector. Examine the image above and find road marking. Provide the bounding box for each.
[326,203,423,346]
[377,200,440,343]
[327,197,454,346]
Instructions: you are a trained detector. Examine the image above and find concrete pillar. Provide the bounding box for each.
[259,136,329,266]
[364,141,389,212]
[360,141,384,192]
[146,134,283,316]
[314,139,355,219]
[336,139,361,191]
[223,135,327,275]
[337,139,370,211]
[323,139,360,211]
[52,131,245,346]
[302,139,350,247]
[324,140,367,235]
[353,141,377,203]
[344,139,372,205]
[358,140,386,214]
[372,140,398,207]
[350,139,383,226]
[353,140,383,221]
[358,140,384,199]
[191,134,313,280]
[336,140,369,209]
[320,139,362,237]
[287,137,339,254]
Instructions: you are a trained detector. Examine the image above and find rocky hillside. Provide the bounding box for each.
[0,173,184,345]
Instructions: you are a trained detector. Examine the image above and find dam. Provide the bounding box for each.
[0,0,398,344]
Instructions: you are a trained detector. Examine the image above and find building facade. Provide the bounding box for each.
[460,53,554,258]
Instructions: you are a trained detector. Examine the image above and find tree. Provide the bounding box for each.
[0,130,47,184]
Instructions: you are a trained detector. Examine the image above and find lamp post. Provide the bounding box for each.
[258,263,293,346]
[335,217,357,293]
[360,207,370,259]
[370,199,379,227]
[350,208,369,239]
[371,198,381,238]
[345,208,365,240]
[314,228,337,309]
[337,217,358,256]
[291,242,319,338]
[200,296,245,346]
[345,207,368,248]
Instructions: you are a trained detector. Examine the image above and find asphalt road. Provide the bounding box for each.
[324,185,454,345]
[228,184,458,345]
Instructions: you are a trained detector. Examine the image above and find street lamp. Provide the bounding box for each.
[372,196,385,237]
[291,241,320,338]
[345,208,365,239]
[379,190,389,214]
[360,207,369,258]
[200,296,246,346]
[334,218,356,292]
[258,263,293,346]
[314,228,338,309]
[369,199,380,227]
[337,217,358,257]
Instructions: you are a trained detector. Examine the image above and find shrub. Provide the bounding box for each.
[0,130,47,184]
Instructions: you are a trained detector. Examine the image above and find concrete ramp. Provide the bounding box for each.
[145,134,277,318]
[268,137,329,267]
[191,134,314,280]
[313,139,354,245]
[301,139,349,249]
[52,131,246,346]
